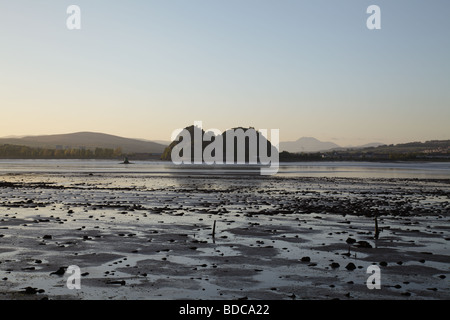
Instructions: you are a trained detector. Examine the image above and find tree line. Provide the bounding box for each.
[0,144,123,159]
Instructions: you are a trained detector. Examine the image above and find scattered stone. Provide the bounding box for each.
[330,262,340,269]
[300,256,311,262]
[50,267,67,276]
[345,263,356,271]
[21,287,45,295]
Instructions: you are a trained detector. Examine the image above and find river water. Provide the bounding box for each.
[0,160,449,179]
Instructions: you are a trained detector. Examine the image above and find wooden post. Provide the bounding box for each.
[212,220,216,238]
[374,216,380,240]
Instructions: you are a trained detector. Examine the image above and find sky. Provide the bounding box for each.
[1,0,449,146]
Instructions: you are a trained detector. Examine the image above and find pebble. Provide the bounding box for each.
[345,263,356,271]
[301,256,311,262]
[50,267,67,276]
[22,287,45,295]
[330,262,340,269]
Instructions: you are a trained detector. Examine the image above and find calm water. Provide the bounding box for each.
[0,159,449,179]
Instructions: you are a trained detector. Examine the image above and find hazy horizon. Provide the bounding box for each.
[1,1,449,146]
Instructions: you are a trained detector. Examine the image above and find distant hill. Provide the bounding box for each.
[0,132,166,154]
[280,137,340,153]
[348,142,385,149]
[279,137,385,153]
[280,139,450,162]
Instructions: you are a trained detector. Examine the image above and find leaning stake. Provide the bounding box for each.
[374,215,380,240]
[212,220,216,238]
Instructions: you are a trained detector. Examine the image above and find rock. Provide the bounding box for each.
[379,261,388,266]
[330,262,340,269]
[346,237,356,244]
[300,256,311,262]
[43,235,52,240]
[345,263,356,271]
[50,266,67,276]
[22,287,38,294]
[21,287,44,295]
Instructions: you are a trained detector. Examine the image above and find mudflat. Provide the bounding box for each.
[0,173,448,300]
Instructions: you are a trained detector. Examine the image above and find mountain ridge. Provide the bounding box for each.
[0,132,167,154]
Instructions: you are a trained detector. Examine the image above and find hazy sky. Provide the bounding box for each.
[1,0,449,146]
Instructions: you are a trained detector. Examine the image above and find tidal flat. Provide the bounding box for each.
[0,173,449,300]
